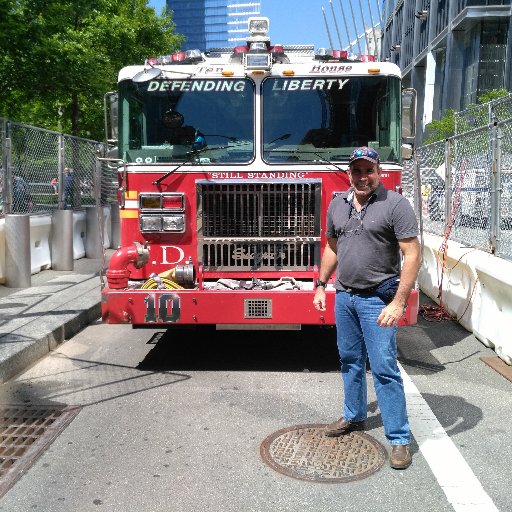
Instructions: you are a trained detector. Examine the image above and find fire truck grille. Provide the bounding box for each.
[199,182,320,237]
[197,181,321,271]
[201,240,317,270]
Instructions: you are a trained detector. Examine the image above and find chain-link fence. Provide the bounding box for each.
[405,96,512,260]
[1,118,117,215]
[455,94,512,133]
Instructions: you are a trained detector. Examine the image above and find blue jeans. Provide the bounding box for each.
[334,290,410,445]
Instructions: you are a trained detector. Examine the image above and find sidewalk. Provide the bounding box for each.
[0,250,113,383]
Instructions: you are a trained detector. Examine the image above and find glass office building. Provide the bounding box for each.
[381,0,512,141]
[168,1,261,51]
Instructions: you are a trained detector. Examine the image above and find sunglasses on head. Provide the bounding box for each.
[352,148,378,160]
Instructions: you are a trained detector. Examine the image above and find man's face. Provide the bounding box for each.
[348,159,381,198]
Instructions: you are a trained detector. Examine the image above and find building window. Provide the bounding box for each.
[463,20,508,107]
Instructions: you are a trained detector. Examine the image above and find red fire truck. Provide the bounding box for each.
[101,17,418,328]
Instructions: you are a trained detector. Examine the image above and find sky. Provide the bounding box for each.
[148,0,379,52]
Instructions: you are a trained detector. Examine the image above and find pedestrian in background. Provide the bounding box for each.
[12,175,32,213]
[64,168,74,208]
[313,146,421,470]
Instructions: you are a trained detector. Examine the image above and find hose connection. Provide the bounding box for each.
[106,241,149,289]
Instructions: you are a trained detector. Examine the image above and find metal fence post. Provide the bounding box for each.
[413,155,425,257]
[490,122,501,255]
[3,122,13,214]
[57,133,65,209]
[444,138,452,227]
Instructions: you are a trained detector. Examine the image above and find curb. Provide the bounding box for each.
[0,276,102,383]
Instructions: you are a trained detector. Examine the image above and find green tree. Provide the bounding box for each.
[423,89,510,144]
[477,88,509,104]
[423,108,455,144]
[0,0,183,139]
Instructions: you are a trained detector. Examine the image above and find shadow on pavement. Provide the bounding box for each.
[137,325,341,373]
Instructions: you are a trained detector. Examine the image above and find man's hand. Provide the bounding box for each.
[376,236,420,327]
[313,288,327,311]
[313,238,338,312]
[377,299,406,327]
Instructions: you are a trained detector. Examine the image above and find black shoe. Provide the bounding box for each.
[324,417,366,437]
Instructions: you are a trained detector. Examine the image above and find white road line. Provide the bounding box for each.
[400,364,499,512]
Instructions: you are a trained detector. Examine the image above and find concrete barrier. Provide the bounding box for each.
[0,214,56,280]
[420,233,512,365]
[30,215,52,274]
[473,258,512,365]
[0,206,114,282]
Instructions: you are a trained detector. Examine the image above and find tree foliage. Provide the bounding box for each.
[424,89,510,144]
[0,0,183,139]
[477,88,509,105]
[423,108,455,144]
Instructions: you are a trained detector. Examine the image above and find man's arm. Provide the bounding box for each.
[377,236,421,327]
[313,237,338,312]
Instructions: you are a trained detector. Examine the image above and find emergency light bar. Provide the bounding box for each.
[315,48,375,62]
[229,43,286,67]
[144,49,204,67]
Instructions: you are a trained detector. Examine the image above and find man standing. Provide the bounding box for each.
[12,175,32,213]
[64,168,74,209]
[313,146,421,469]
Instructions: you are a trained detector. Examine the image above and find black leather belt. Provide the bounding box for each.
[343,286,377,294]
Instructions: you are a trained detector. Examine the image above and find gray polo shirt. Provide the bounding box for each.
[325,182,419,290]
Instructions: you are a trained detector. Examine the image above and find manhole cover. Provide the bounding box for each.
[260,424,386,483]
[0,405,81,497]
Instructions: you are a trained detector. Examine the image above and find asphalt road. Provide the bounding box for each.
[0,307,510,512]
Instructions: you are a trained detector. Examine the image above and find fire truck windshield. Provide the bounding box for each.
[262,75,401,164]
[118,78,255,164]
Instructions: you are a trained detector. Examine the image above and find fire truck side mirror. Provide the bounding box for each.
[401,88,417,146]
[401,143,413,160]
[104,92,118,144]
[109,94,119,142]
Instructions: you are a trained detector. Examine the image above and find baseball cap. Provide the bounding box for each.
[349,146,380,165]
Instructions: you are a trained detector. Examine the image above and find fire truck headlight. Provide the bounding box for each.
[162,215,185,232]
[140,216,163,232]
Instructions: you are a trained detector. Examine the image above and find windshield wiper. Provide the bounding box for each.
[265,147,347,173]
[203,134,240,142]
[153,141,253,186]
[152,145,212,186]
[266,133,291,145]
[310,151,347,173]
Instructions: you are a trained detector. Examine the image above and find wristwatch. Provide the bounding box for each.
[316,279,327,288]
